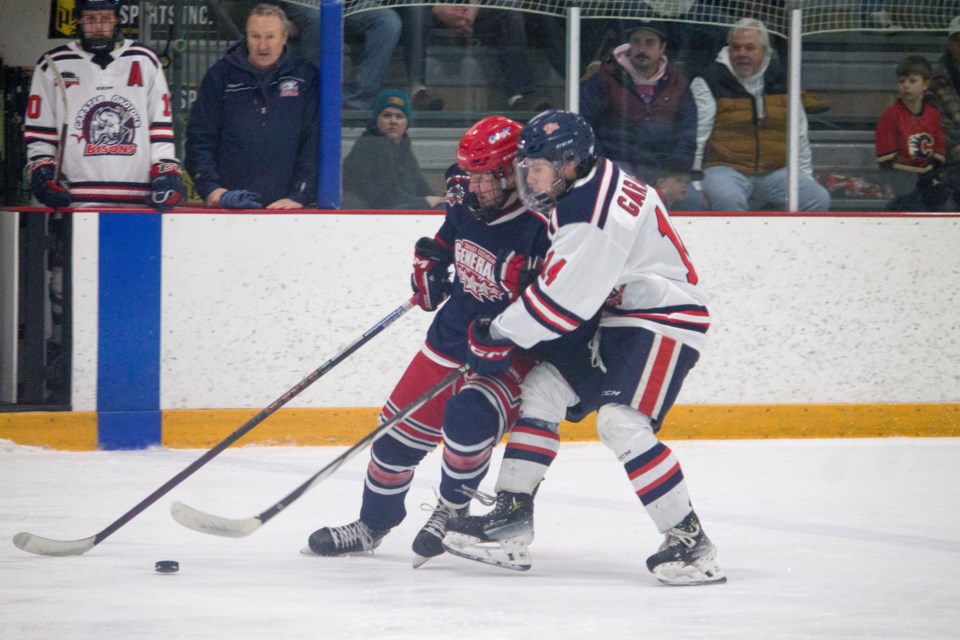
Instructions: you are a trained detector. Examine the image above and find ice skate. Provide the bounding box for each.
[302,519,390,556]
[442,491,534,571]
[645,511,726,586]
[411,498,468,568]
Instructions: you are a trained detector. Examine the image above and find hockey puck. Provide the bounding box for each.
[154,560,179,573]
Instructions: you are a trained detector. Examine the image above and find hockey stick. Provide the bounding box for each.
[171,364,469,538]
[12,297,418,556]
[43,54,69,184]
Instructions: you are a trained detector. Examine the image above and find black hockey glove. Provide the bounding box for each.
[467,317,514,375]
[27,158,71,209]
[149,161,185,212]
[495,250,543,301]
[411,236,453,311]
[220,190,264,209]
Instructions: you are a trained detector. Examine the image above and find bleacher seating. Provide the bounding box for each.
[341,27,948,211]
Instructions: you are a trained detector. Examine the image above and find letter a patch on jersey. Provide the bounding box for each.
[127,61,143,87]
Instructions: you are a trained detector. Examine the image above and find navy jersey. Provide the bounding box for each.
[424,165,551,364]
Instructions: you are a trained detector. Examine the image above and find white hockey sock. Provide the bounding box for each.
[496,418,560,494]
[598,404,692,533]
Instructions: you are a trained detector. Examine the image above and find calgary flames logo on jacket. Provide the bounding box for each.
[455,240,503,302]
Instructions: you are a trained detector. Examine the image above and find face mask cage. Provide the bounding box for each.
[75,12,121,54]
[517,157,567,215]
[465,169,512,223]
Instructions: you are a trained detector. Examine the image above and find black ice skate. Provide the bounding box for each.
[442,491,534,571]
[645,511,726,586]
[411,498,468,568]
[302,519,390,556]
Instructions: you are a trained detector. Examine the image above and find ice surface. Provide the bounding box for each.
[2,438,959,639]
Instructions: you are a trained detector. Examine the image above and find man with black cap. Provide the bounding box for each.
[579,20,702,210]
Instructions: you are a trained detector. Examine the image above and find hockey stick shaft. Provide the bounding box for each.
[43,54,69,183]
[13,297,417,556]
[171,364,470,538]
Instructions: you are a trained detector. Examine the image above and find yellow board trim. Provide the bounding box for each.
[1,404,957,451]
[0,412,98,450]
[161,403,960,448]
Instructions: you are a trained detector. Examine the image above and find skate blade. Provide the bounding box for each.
[442,532,532,571]
[412,554,433,569]
[653,558,727,586]
[299,545,377,558]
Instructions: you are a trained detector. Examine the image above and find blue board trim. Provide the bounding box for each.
[317,0,343,209]
[97,212,161,449]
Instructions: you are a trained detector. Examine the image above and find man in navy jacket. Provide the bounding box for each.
[186,3,318,209]
[579,21,700,209]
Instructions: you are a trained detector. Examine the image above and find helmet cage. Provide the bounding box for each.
[74,0,122,53]
[466,172,510,222]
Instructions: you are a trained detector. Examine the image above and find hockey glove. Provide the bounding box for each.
[149,161,185,212]
[495,250,542,301]
[467,317,514,375]
[219,190,264,209]
[411,236,453,311]
[27,158,71,209]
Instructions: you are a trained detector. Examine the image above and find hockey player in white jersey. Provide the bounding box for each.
[445,109,726,586]
[24,0,183,210]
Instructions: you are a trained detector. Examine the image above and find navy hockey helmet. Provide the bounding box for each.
[456,116,523,222]
[75,0,123,56]
[516,109,597,214]
[75,0,122,16]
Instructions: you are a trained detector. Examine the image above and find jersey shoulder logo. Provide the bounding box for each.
[61,71,80,88]
[279,79,300,97]
[455,239,504,302]
[74,95,141,156]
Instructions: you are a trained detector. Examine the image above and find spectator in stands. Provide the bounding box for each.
[875,55,949,212]
[342,89,444,210]
[929,16,960,208]
[579,20,702,210]
[342,4,402,111]
[281,0,402,112]
[654,167,702,210]
[398,4,552,111]
[690,18,830,211]
[186,3,318,209]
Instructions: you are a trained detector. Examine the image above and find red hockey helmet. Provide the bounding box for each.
[456,116,523,181]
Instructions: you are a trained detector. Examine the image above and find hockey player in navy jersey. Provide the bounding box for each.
[304,116,560,566]
[25,0,183,210]
[444,109,726,586]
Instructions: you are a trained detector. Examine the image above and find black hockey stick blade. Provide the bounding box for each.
[13,297,417,556]
[171,364,469,538]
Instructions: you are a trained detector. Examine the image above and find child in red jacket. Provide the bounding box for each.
[875,55,949,211]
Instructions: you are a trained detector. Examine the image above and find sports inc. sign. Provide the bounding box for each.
[48,1,212,39]
[48,0,139,39]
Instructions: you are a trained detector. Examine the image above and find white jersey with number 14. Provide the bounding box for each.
[492,158,711,352]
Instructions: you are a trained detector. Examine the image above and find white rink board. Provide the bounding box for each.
[69,214,960,411]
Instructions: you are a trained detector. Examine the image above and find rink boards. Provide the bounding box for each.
[1,208,958,449]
